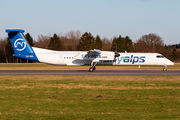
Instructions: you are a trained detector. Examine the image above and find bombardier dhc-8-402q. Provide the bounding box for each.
[5,29,174,72]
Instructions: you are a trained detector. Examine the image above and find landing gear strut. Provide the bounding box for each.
[163,65,167,71]
[89,62,97,72]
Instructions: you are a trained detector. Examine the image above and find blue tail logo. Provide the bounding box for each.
[14,38,26,51]
[5,29,39,62]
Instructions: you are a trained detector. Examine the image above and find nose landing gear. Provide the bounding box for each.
[163,65,167,71]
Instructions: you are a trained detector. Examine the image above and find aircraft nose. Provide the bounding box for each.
[165,58,174,65]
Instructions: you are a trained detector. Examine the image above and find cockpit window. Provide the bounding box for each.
[156,55,164,58]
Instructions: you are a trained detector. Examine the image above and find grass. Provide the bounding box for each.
[0,63,180,70]
[0,76,180,119]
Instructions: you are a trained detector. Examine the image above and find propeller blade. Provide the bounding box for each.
[115,45,117,52]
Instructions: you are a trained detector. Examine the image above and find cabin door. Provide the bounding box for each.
[59,55,64,64]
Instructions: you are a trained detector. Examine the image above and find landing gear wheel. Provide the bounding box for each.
[89,67,94,72]
[163,66,167,71]
[93,66,96,71]
[163,68,167,71]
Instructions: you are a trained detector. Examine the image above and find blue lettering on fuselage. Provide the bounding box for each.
[117,57,124,64]
[117,55,146,64]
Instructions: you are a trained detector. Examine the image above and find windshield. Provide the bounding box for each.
[156,55,164,58]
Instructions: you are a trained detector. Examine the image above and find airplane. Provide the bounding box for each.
[5,29,174,72]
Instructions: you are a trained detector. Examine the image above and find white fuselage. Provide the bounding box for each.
[32,47,174,66]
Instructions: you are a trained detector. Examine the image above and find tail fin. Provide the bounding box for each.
[5,29,39,62]
[5,29,33,54]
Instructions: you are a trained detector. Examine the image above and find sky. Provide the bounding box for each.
[1,0,180,45]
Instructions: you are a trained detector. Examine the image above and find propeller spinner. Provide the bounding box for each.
[115,52,120,57]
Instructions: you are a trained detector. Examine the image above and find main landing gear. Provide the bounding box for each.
[89,62,97,72]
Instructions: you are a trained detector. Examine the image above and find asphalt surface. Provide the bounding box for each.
[0,70,180,76]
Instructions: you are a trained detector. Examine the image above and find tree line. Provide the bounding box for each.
[0,31,180,63]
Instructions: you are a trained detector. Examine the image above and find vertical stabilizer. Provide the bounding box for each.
[5,29,39,61]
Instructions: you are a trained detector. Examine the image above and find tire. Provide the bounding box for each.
[93,66,96,71]
[89,67,94,72]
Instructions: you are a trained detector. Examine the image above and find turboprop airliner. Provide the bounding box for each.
[5,29,174,72]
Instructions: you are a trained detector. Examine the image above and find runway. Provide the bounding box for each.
[0,70,179,76]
